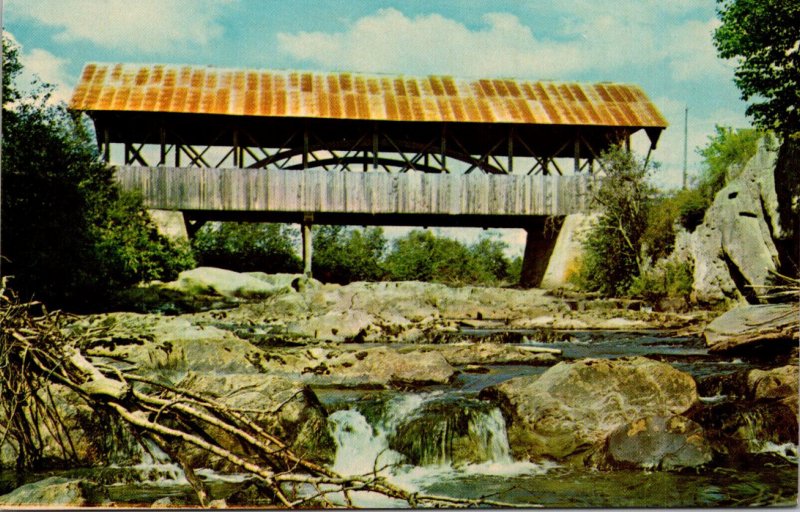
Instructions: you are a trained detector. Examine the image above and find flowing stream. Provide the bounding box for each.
[1,330,796,507]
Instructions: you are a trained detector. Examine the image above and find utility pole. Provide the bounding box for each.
[682,106,688,190]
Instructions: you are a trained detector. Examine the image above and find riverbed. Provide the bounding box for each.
[2,330,796,507]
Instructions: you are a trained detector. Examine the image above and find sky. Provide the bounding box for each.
[3,0,753,255]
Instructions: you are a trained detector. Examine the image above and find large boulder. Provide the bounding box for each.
[603,415,712,470]
[704,304,799,353]
[0,477,109,507]
[482,356,698,463]
[168,267,295,299]
[173,372,336,469]
[690,139,793,303]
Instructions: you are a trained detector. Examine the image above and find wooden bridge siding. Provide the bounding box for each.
[115,166,592,217]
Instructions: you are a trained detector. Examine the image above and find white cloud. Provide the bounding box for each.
[277,8,585,78]
[277,6,730,84]
[7,0,232,53]
[4,31,74,105]
[21,48,74,104]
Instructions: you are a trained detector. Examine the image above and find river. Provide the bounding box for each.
[1,330,797,507]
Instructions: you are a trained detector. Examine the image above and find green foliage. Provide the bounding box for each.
[192,222,301,273]
[576,147,654,296]
[696,125,763,202]
[1,35,193,310]
[312,225,387,284]
[714,0,800,136]
[383,230,514,286]
[641,187,707,262]
[629,260,694,304]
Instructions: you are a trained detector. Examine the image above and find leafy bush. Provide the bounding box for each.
[1,35,193,310]
[312,225,387,284]
[629,260,694,304]
[192,222,301,273]
[641,187,707,263]
[575,147,654,296]
[382,230,515,286]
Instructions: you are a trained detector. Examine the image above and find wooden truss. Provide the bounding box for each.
[104,123,632,176]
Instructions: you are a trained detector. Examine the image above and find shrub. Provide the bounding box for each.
[575,147,654,296]
[629,260,694,304]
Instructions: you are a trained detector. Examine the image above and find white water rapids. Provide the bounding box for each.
[326,392,554,506]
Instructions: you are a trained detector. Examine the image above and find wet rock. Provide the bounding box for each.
[0,477,109,506]
[389,398,509,466]
[696,370,750,400]
[604,415,712,470]
[175,372,335,469]
[704,304,799,353]
[748,365,799,416]
[690,400,798,459]
[483,356,698,463]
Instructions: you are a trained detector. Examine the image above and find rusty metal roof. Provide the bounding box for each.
[70,63,667,128]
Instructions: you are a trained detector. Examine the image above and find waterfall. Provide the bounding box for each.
[328,393,519,475]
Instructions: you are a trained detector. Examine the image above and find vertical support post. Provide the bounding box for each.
[302,125,309,170]
[625,135,631,152]
[507,126,514,174]
[124,142,131,165]
[302,215,313,277]
[233,129,240,168]
[574,131,581,173]
[102,127,110,163]
[159,127,167,166]
[372,123,379,170]
[363,150,368,173]
[440,124,447,172]
[175,143,181,167]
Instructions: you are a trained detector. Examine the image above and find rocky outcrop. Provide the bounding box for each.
[603,415,712,470]
[0,477,109,507]
[690,139,797,303]
[483,357,698,463]
[704,304,799,352]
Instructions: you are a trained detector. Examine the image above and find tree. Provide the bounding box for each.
[714,0,800,136]
[696,125,764,201]
[312,226,387,284]
[384,230,495,285]
[1,35,193,310]
[192,222,301,273]
[577,147,654,296]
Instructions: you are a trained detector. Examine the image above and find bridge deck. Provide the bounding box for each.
[116,166,593,227]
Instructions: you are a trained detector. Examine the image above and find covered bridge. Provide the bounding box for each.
[70,63,667,285]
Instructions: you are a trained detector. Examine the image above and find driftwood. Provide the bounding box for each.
[0,279,537,508]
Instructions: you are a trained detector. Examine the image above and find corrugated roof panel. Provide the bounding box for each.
[71,63,667,129]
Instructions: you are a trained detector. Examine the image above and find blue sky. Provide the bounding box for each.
[3,0,753,253]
